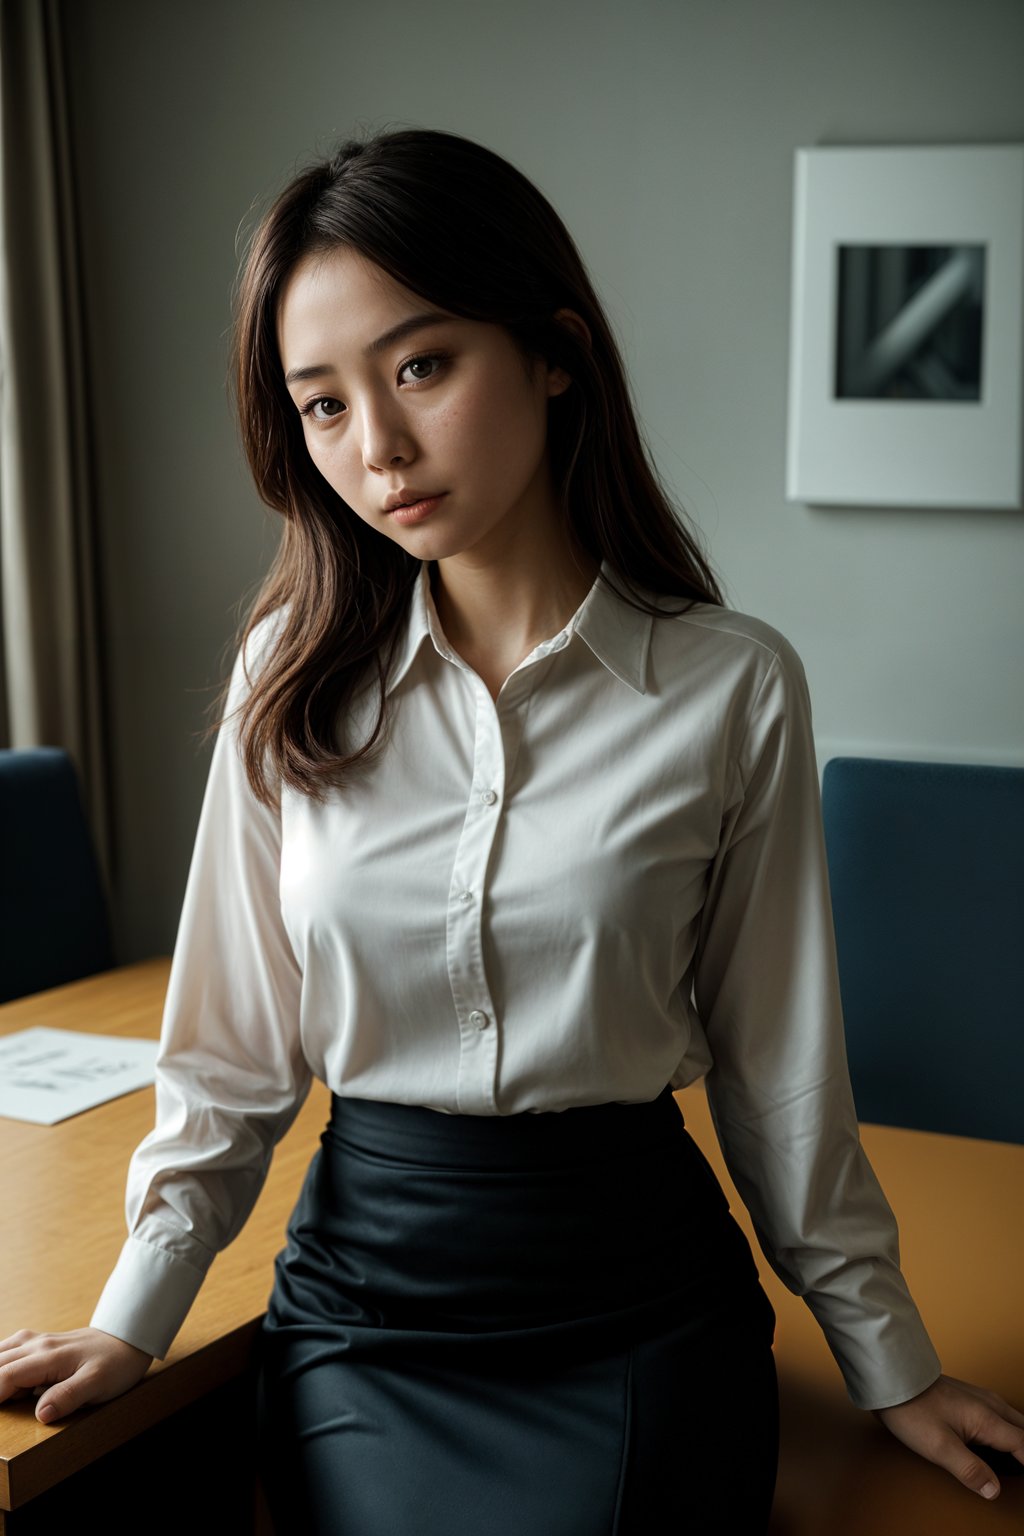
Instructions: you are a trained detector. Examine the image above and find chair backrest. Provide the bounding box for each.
[0,747,113,1004]
[821,757,1024,1145]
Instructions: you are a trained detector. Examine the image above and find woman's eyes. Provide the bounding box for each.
[298,351,452,425]
[301,396,345,422]
[397,350,450,384]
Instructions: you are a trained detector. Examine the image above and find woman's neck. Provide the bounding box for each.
[431,526,599,699]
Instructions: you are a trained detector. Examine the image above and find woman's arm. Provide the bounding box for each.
[691,633,1024,1497]
[90,621,310,1360]
[0,620,309,1418]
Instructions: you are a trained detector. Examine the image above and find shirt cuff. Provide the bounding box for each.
[90,1235,209,1359]
[809,1287,944,1411]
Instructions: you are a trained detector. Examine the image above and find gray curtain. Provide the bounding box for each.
[0,0,111,877]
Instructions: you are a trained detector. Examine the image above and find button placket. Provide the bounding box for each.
[446,677,507,1113]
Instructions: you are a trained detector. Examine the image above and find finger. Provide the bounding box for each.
[968,1442,1024,1483]
[0,1330,37,1352]
[928,1427,1003,1500]
[0,1355,56,1405]
[993,1402,1024,1435]
[967,1416,1024,1467]
[36,1370,97,1425]
[960,1407,1024,1490]
[0,1335,60,1371]
[0,1364,33,1404]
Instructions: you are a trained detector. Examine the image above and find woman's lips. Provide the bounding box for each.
[388,493,447,525]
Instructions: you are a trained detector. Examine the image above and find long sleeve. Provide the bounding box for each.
[91,624,311,1359]
[692,635,942,1411]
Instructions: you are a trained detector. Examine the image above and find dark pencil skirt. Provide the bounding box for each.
[256,1087,779,1535]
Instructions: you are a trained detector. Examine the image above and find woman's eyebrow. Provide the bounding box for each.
[284,311,454,386]
[365,311,452,357]
[284,362,337,385]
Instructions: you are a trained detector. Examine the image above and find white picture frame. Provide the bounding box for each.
[785,144,1024,509]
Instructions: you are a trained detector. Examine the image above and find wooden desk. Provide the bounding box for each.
[675,1084,1024,1535]
[1,962,1021,1533]
[0,959,332,1533]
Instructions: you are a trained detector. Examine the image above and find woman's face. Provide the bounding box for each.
[277,246,571,565]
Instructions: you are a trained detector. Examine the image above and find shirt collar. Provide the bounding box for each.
[386,560,653,696]
[574,563,652,694]
[385,567,435,696]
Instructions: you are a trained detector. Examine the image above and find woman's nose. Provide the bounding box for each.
[360,397,416,471]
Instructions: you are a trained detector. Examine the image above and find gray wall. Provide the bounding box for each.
[62,0,1024,961]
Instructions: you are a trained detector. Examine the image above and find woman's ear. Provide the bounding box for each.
[553,307,592,349]
[545,308,592,397]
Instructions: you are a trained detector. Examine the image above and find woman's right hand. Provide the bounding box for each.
[0,1327,154,1423]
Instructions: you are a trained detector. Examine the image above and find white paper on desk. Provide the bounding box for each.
[0,1027,159,1124]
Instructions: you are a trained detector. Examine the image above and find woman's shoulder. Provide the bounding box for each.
[660,598,790,653]
[650,597,807,685]
[644,599,816,773]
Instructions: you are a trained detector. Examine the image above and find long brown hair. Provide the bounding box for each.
[229,127,722,806]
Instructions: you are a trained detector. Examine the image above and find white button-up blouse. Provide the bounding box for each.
[91,561,942,1410]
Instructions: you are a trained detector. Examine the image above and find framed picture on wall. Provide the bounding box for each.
[785,144,1024,509]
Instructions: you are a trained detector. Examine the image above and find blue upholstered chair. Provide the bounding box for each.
[0,747,113,1004]
[821,757,1024,1146]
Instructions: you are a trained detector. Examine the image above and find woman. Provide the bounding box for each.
[1,128,1021,1533]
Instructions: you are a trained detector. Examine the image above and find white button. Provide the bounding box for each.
[458,889,473,904]
[480,789,498,806]
[469,1009,490,1030]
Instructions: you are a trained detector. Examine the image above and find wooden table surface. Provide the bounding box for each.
[686,1093,1024,1535]
[0,959,330,1517]
[1,960,1022,1532]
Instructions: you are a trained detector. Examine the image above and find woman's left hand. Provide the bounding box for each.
[875,1373,1024,1500]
